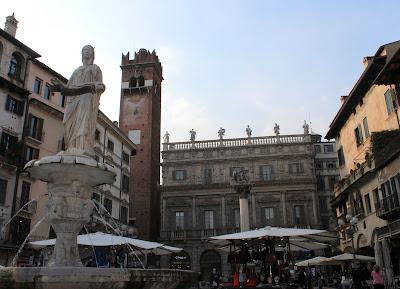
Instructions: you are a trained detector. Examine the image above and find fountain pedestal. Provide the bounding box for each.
[24,154,115,267]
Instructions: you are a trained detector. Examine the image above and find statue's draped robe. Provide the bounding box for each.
[63,64,102,155]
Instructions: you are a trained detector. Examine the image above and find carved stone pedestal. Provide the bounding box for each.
[24,154,115,267]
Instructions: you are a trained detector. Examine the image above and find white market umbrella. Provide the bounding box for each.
[209,226,337,251]
[29,232,182,255]
[320,253,375,265]
[296,256,329,266]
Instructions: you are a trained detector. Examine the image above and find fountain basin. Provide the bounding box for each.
[0,267,199,289]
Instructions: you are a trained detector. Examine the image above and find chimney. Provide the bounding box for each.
[340,95,347,104]
[363,56,373,68]
[4,13,18,38]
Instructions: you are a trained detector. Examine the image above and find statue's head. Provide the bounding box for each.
[82,45,95,65]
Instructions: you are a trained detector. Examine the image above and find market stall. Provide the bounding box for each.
[209,226,337,288]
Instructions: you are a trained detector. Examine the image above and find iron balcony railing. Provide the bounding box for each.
[25,127,45,142]
[17,197,37,215]
[377,219,400,239]
[375,194,400,220]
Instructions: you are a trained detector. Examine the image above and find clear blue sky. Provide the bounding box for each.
[2,1,400,142]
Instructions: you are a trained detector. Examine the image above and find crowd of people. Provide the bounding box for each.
[203,261,400,289]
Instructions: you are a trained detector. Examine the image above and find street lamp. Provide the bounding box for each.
[337,214,359,264]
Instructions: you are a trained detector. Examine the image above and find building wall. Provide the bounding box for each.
[159,133,334,277]
[327,42,400,259]
[335,83,398,178]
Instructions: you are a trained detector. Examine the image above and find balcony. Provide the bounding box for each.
[377,219,400,239]
[171,230,186,241]
[201,229,217,238]
[25,127,45,144]
[0,151,19,173]
[376,194,400,220]
[16,198,37,215]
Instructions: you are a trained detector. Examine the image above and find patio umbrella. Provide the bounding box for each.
[296,256,329,266]
[209,226,337,249]
[320,253,375,265]
[29,232,182,255]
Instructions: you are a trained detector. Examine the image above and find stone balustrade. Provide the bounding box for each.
[163,134,309,151]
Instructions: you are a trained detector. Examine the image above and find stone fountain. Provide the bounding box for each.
[0,46,197,289]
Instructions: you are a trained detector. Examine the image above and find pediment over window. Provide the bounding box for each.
[198,199,219,210]
[287,194,310,202]
[168,200,190,210]
[258,195,280,204]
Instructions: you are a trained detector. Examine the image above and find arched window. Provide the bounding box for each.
[138,76,145,87]
[129,77,137,88]
[9,52,23,79]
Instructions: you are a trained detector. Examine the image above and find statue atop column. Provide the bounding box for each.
[51,45,105,157]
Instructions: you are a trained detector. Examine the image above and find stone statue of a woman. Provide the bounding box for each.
[51,45,105,157]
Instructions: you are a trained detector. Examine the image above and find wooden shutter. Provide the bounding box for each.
[358,124,364,144]
[172,170,176,180]
[230,168,233,177]
[26,114,33,137]
[299,163,304,173]
[33,148,39,159]
[11,135,18,148]
[183,170,187,180]
[17,100,25,116]
[0,132,5,148]
[37,118,44,141]
[381,184,387,198]
[5,95,11,111]
[259,166,263,181]
[270,165,275,180]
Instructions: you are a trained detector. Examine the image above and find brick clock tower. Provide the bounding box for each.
[119,49,162,241]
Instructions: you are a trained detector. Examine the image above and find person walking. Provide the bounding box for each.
[371,265,384,289]
[351,262,367,289]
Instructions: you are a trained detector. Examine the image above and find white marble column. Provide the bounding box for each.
[281,191,287,225]
[239,198,250,232]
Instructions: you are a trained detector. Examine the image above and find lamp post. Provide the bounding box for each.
[337,214,359,264]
